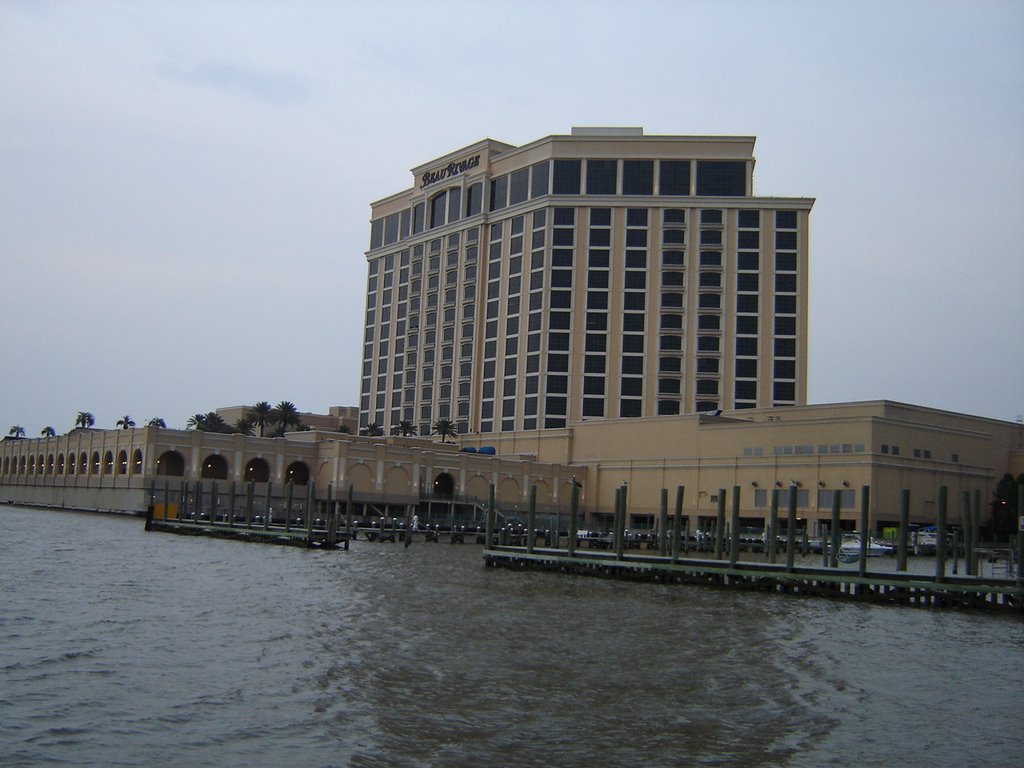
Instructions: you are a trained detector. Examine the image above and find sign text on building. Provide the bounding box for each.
[420,155,480,189]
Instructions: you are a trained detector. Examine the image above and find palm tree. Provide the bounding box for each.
[74,411,95,429]
[116,415,135,430]
[247,401,274,437]
[186,413,207,430]
[8,425,25,439]
[146,418,166,428]
[201,411,232,433]
[234,417,255,436]
[392,420,416,437]
[40,426,56,437]
[337,425,353,434]
[360,422,384,437]
[271,401,302,435]
[432,419,458,443]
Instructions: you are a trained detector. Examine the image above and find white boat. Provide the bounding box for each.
[835,534,894,563]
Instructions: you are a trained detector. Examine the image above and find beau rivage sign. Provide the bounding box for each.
[419,155,481,189]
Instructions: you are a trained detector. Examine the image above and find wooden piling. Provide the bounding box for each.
[485,483,496,551]
[264,480,272,531]
[1017,479,1023,591]
[830,490,841,568]
[715,488,726,560]
[285,481,294,532]
[228,481,236,528]
[897,489,909,571]
[615,486,626,561]
[567,482,579,558]
[325,483,335,547]
[671,486,684,563]
[936,485,948,582]
[972,489,981,577]
[859,485,871,577]
[729,485,740,567]
[527,485,537,554]
[245,480,254,529]
[769,489,779,565]
[305,482,315,540]
[785,486,797,572]
[659,488,669,557]
[962,490,972,576]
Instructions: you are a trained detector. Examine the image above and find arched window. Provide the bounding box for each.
[432,472,454,497]
[244,457,270,483]
[79,452,88,475]
[92,451,101,475]
[117,450,129,475]
[200,454,228,479]
[104,451,114,474]
[57,454,66,474]
[285,461,310,486]
[46,454,55,474]
[131,449,143,475]
[155,451,185,477]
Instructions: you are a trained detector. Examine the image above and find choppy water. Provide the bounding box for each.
[1,504,1021,768]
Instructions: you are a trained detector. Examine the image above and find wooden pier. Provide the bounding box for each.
[482,547,1022,611]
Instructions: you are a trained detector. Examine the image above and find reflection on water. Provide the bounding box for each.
[1,505,1021,768]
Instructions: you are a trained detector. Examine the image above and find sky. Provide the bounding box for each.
[1,0,1022,435]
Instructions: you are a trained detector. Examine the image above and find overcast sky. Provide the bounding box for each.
[2,0,1022,435]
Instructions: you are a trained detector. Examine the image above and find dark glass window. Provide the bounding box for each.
[623,160,654,195]
[549,332,570,351]
[490,176,508,212]
[776,210,797,229]
[548,376,568,394]
[530,162,549,199]
[776,274,797,293]
[658,401,680,415]
[553,229,574,247]
[776,252,797,271]
[697,357,719,373]
[664,209,686,224]
[736,359,758,378]
[412,203,425,234]
[660,334,682,350]
[552,160,581,195]
[622,314,644,332]
[735,381,757,400]
[736,337,758,356]
[620,378,643,396]
[698,336,720,352]
[448,189,461,223]
[588,271,609,289]
[586,159,617,195]
[738,252,759,271]
[583,398,604,417]
[659,378,680,395]
[509,169,529,205]
[588,291,608,309]
[623,293,645,311]
[696,161,746,196]
[774,382,796,401]
[553,207,574,226]
[737,273,759,292]
[700,209,722,225]
[551,270,572,288]
[776,295,797,314]
[624,272,646,290]
[660,356,681,372]
[584,355,606,373]
[738,210,760,228]
[590,208,611,226]
[776,231,798,250]
[590,229,611,246]
[736,316,758,334]
[663,251,685,267]
[775,338,796,357]
[589,249,609,268]
[584,376,605,395]
[548,354,569,371]
[466,183,482,216]
[774,317,798,335]
[370,218,384,249]
[622,335,644,353]
[698,314,720,331]
[737,294,758,313]
[738,230,759,249]
[661,293,683,309]
[700,251,721,267]
[696,379,718,396]
[663,230,685,245]
[698,293,721,309]
[662,272,683,287]
[659,160,691,195]
[585,334,606,352]
[700,230,722,246]
[699,272,721,288]
[622,356,643,375]
[774,360,796,379]
[626,230,647,247]
[619,400,642,418]
[627,208,648,227]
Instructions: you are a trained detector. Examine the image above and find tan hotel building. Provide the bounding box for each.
[3,130,1021,533]
[362,128,811,436]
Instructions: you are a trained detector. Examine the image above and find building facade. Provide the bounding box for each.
[362,128,813,437]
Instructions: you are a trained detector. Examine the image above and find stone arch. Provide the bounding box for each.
[345,462,374,495]
[285,461,310,486]
[156,451,185,477]
[36,454,44,475]
[67,453,75,475]
[244,457,270,483]
[117,450,129,475]
[201,454,228,479]
[46,453,55,474]
[28,455,35,474]
[465,474,490,502]
[532,479,553,505]
[497,476,521,505]
[315,461,333,495]
[79,452,88,475]
[19,455,27,475]
[91,451,101,475]
[104,451,114,474]
[383,465,411,496]
[131,449,143,475]
[1,456,7,475]
[432,471,454,497]
[57,453,66,475]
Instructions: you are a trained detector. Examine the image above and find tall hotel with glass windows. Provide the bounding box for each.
[361,128,813,436]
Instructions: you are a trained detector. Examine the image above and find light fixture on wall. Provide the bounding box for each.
[775,481,783,488]
[818,481,826,488]
[842,480,850,487]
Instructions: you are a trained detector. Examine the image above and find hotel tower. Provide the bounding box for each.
[361,128,814,436]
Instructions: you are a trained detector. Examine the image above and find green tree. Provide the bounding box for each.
[74,411,95,429]
[337,425,353,434]
[200,411,232,433]
[8,425,25,439]
[392,420,416,437]
[146,418,166,428]
[116,415,135,430]
[271,401,302,435]
[991,473,1020,541]
[360,422,384,437]
[247,401,274,437]
[234,416,255,436]
[186,413,206,430]
[432,418,458,443]
[40,426,56,437]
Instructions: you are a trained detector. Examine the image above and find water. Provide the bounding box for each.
[1,505,1021,768]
